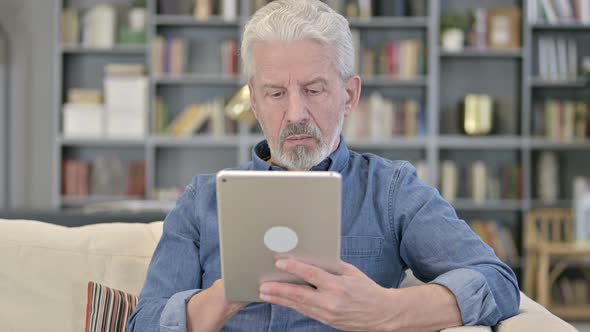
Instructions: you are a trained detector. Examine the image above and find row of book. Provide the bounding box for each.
[440,161,522,203]
[61,5,147,47]
[469,220,519,265]
[335,0,427,18]
[343,93,426,140]
[552,277,590,306]
[528,0,590,24]
[62,159,145,198]
[62,64,147,139]
[532,100,590,141]
[158,0,238,21]
[537,36,580,81]
[354,38,425,79]
[155,97,238,137]
[151,36,238,77]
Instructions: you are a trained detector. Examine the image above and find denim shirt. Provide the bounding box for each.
[128,137,520,332]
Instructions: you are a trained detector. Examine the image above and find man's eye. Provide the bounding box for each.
[306,89,321,95]
[270,91,284,98]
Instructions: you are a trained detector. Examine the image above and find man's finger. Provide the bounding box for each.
[259,282,330,321]
[275,259,338,287]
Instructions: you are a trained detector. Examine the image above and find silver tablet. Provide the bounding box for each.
[216,170,342,302]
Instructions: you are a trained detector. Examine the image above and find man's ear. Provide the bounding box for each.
[344,75,361,116]
[248,82,258,120]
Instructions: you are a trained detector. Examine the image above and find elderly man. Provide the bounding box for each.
[128,1,519,331]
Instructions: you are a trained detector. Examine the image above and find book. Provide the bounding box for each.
[470,161,487,204]
[441,160,458,202]
[221,0,237,21]
[104,64,145,77]
[127,161,146,197]
[82,4,116,49]
[540,0,559,23]
[155,96,170,135]
[67,89,102,104]
[221,39,239,76]
[166,104,213,137]
[62,103,105,138]
[61,7,79,45]
[537,151,559,203]
[194,0,213,20]
[152,36,165,76]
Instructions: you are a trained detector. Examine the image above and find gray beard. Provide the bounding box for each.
[273,142,330,171]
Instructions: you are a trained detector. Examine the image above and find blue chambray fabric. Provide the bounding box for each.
[128,136,519,332]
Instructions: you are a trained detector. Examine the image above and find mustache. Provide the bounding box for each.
[279,123,321,142]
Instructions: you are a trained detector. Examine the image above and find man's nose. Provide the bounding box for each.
[285,90,310,124]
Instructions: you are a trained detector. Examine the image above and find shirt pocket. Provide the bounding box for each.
[340,236,385,284]
[341,236,384,258]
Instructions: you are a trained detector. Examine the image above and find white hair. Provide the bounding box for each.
[241,0,354,81]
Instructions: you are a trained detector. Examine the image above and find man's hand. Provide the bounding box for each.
[258,258,401,331]
[187,279,248,332]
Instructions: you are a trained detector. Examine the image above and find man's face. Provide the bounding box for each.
[248,39,360,170]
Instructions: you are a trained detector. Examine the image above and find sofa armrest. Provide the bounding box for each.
[494,292,576,332]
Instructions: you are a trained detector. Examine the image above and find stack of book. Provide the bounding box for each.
[344,92,426,140]
[103,64,148,138]
[440,160,522,203]
[528,0,590,24]
[533,100,590,141]
[537,36,580,81]
[62,89,104,138]
[152,36,187,77]
[358,39,424,79]
[62,157,146,198]
[469,220,519,265]
[158,98,238,137]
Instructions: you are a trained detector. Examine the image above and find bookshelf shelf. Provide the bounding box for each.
[152,75,243,86]
[361,76,428,87]
[60,45,147,55]
[451,199,524,211]
[439,136,522,149]
[529,138,590,150]
[347,137,428,149]
[531,200,573,209]
[154,15,240,27]
[530,23,590,30]
[150,135,241,147]
[440,48,524,58]
[347,16,429,29]
[58,137,146,147]
[529,77,588,88]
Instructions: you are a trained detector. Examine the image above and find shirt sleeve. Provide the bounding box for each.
[128,177,203,332]
[390,162,520,326]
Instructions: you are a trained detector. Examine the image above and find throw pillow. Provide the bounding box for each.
[85,281,138,332]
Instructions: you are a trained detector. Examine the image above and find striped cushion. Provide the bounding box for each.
[85,281,138,332]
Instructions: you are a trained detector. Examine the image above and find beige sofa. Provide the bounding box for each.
[0,219,576,332]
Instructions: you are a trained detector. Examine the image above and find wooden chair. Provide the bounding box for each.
[524,208,590,319]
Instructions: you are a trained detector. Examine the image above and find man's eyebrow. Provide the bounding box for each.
[302,78,328,86]
[261,83,285,89]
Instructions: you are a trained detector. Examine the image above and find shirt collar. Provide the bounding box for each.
[252,135,350,172]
